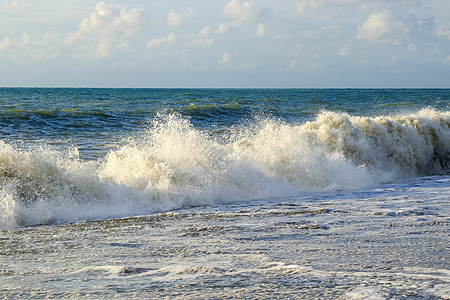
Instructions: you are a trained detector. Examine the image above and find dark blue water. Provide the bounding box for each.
[0,88,448,159]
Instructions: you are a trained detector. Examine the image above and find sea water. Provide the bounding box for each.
[0,88,448,298]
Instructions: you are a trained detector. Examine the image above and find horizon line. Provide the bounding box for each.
[1,86,449,89]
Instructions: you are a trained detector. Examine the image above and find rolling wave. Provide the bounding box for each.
[1,108,448,228]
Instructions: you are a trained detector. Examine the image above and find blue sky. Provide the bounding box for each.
[1,0,449,87]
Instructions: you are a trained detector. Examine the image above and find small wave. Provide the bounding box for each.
[0,109,448,228]
[71,265,152,276]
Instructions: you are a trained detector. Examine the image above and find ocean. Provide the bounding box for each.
[0,88,448,298]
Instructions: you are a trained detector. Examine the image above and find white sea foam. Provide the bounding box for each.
[0,109,448,228]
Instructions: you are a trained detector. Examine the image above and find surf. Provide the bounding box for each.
[0,108,448,228]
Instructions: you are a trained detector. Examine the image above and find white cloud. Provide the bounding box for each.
[0,33,60,62]
[65,2,145,45]
[95,38,112,58]
[437,26,450,39]
[29,31,62,58]
[0,33,31,50]
[295,0,323,15]
[167,10,183,27]
[167,7,194,27]
[0,37,13,50]
[199,26,211,38]
[64,2,145,59]
[308,62,325,70]
[19,33,31,46]
[192,38,214,47]
[216,24,228,34]
[223,0,256,22]
[115,41,129,51]
[185,6,195,17]
[256,23,266,37]
[146,33,177,49]
[0,0,448,87]
[357,11,391,41]
[338,45,350,56]
[356,7,434,45]
[187,26,214,46]
[273,34,287,41]
[5,1,29,12]
[93,38,130,58]
[219,53,231,64]
[0,31,64,62]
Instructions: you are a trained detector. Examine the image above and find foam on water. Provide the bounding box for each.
[0,109,448,228]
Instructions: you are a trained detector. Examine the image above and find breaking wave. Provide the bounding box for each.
[1,108,448,228]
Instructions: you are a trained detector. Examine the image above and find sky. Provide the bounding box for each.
[0,0,449,88]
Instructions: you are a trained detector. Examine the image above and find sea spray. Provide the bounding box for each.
[301,108,449,176]
[99,113,279,206]
[0,141,165,228]
[0,109,448,228]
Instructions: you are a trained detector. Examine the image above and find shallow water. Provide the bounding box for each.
[1,176,448,299]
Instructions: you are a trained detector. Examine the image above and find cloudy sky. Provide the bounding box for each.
[1,0,449,87]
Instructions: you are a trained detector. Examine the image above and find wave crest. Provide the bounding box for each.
[1,109,448,228]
